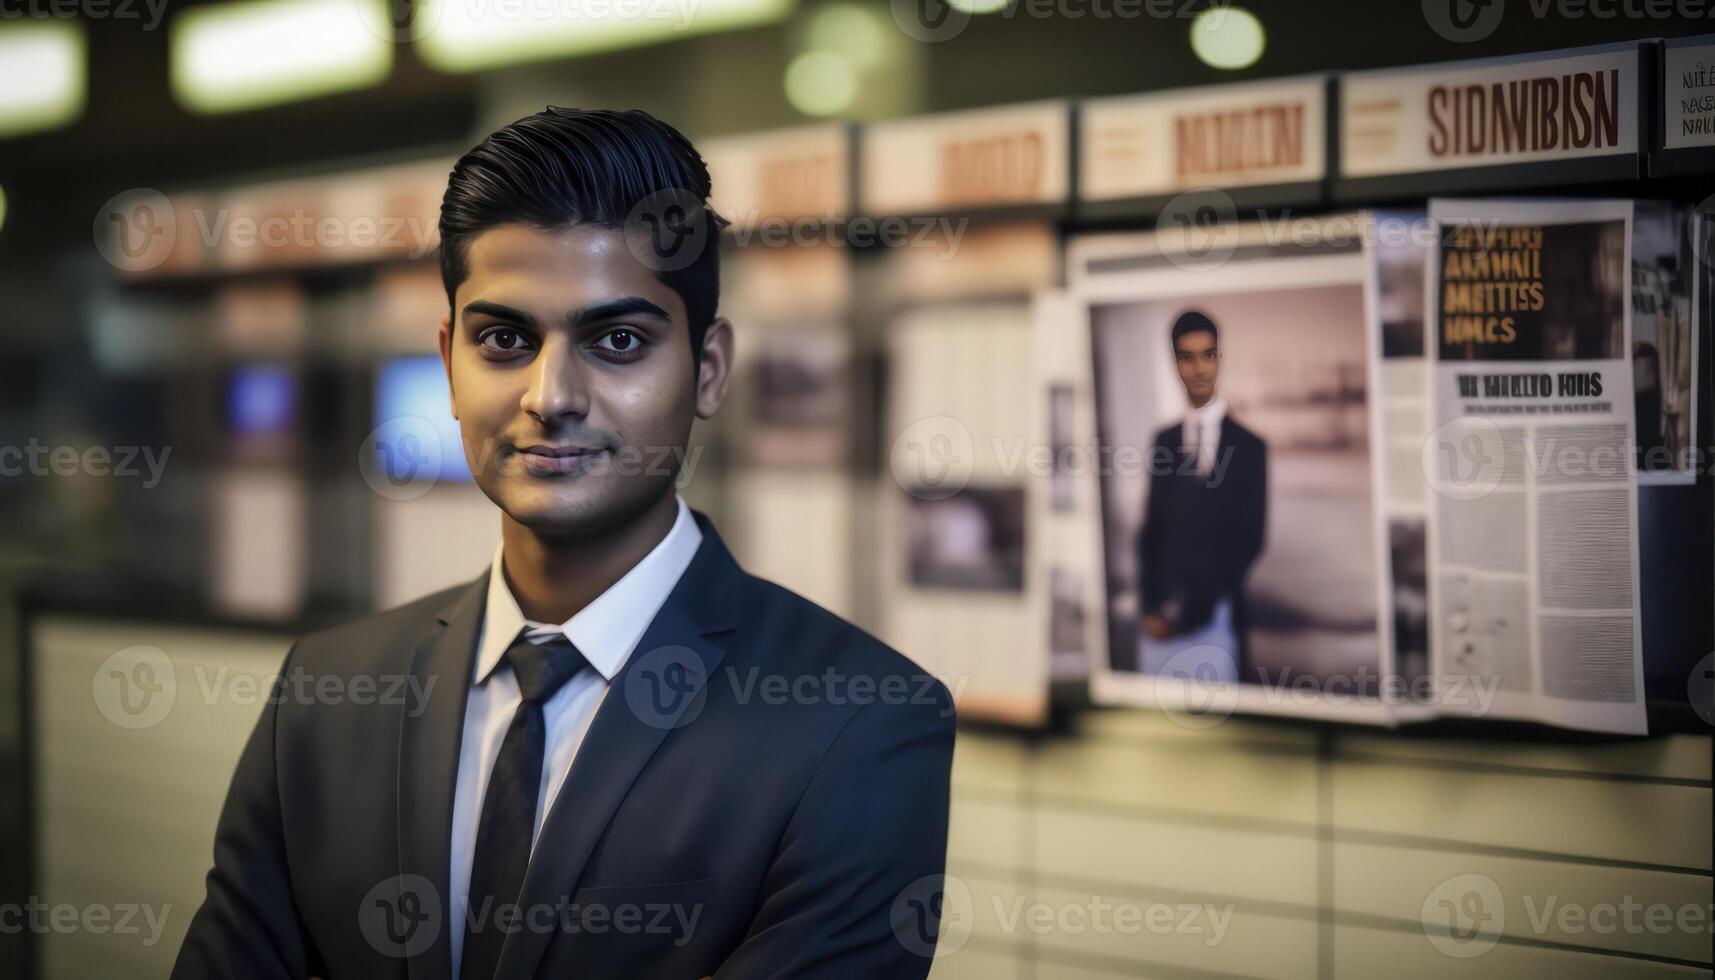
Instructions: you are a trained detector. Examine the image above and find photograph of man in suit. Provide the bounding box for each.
[172,108,955,980]
[1136,310,1268,683]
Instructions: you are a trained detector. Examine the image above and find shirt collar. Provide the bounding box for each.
[474,494,704,687]
[1186,396,1227,427]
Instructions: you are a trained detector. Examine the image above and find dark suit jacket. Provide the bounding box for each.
[172,508,956,980]
[1137,414,1268,676]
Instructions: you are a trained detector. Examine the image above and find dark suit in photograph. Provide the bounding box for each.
[171,508,956,980]
[1136,415,1268,680]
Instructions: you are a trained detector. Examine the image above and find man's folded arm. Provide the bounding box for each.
[171,642,317,980]
[713,673,957,979]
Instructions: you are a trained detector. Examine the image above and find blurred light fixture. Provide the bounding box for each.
[948,0,1007,13]
[1189,5,1263,70]
[806,4,886,68]
[171,0,393,113]
[0,22,86,138]
[784,50,857,117]
[418,0,795,72]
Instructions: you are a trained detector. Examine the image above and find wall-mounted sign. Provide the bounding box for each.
[1081,75,1326,201]
[860,100,1070,215]
[1663,35,1715,150]
[112,159,451,280]
[700,125,850,228]
[1340,43,1640,179]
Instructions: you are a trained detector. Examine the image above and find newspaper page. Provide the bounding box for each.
[1426,199,1647,735]
[1072,217,1395,725]
[1363,211,1442,721]
[878,224,1060,726]
[1632,202,1700,486]
[1028,291,1106,688]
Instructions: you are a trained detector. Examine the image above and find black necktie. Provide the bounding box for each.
[461,632,589,980]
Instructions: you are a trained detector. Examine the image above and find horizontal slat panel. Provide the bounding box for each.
[1035,807,1318,908]
[1333,732,1712,783]
[1078,708,1319,749]
[1021,958,1254,980]
[948,794,1026,870]
[32,617,291,980]
[951,731,1030,794]
[1332,924,1712,980]
[1332,841,1713,963]
[1033,739,1319,827]
[954,874,1035,948]
[927,942,1025,980]
[1024,883,1318,980]
[1331,760,1713,870]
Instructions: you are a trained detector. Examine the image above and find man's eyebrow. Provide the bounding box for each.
[461,299,533,325]
[459,297,671,329]
[569,297,672,326]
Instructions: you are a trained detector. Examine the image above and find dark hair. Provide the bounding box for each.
[1169,309,1218,351]
[438,106,729,361]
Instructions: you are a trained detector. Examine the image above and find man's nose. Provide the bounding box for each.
[521,336,590,423]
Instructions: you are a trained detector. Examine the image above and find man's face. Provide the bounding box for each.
[438,223,730,539]
[1173,328,1219,406]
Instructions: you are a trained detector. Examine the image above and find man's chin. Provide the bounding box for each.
[485,475,671,540]
[487,481,613,536]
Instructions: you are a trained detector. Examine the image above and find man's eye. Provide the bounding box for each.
[594,329,645,356]
[479,327,533,353]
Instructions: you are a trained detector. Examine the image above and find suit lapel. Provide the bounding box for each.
[1163,423,1185,460]
[495,509,745,980]
[398,572,487,980]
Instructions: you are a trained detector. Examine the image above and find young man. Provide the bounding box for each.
[1136,309,1267,683]
[173,108,956,980]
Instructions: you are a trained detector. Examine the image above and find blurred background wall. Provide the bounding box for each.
[0,2,1711,978]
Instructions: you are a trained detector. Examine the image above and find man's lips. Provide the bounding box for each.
[511,444,606,473]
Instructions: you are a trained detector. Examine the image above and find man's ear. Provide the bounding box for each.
[694,316,734,420]
[438,313,458,420]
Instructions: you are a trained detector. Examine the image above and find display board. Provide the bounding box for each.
[720,239,859,619]
[1078,74,1329,219]
[1425,199,1659,735]
[859,100,1070,219]
[1060,206,1697,732]
[876,223,1061,726]
[700,124,852,228]
[1652,33,1715,178]
[1661,35,1715,150]
[1067,217,1396,724]
[1336,42,1646,200]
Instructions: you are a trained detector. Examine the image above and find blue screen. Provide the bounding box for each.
[228,365,295,437]
[373,356,472,483]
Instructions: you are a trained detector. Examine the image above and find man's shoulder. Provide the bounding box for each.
[1224,415,1265,449]
[739,573,954,715]
[288,576,479,673]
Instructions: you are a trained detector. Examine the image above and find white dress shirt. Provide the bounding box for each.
[1180,396,1227,478]
[448,494,703,979]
